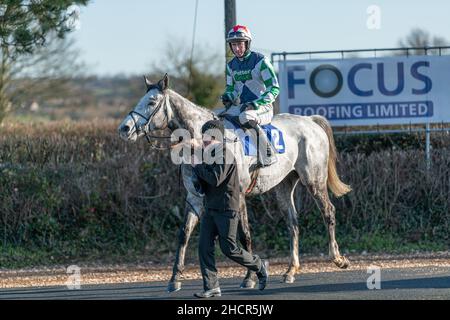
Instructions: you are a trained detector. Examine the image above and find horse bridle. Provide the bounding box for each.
[128,94,176,150]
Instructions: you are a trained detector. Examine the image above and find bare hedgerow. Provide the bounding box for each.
[0,121,449,265]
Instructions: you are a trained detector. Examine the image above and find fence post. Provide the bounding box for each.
[425,123,431,170]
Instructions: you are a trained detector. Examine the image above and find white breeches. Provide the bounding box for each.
[238,104,273,126]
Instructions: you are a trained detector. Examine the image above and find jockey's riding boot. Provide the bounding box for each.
[247,121,278,167]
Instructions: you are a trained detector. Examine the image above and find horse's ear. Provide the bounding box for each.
[158,73,169,91]
[143,75,152,90]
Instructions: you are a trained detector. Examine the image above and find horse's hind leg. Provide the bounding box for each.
[274,171,301,283]
[168,193,202,292]
[237,197,256,289]
[308,183,349,269]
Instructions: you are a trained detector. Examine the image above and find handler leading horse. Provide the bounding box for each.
[118,74,352,292]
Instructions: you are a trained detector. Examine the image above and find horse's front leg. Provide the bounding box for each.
[168,193,203,292]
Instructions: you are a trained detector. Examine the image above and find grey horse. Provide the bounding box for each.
[118,74,352,292]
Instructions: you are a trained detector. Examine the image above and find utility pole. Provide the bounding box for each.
[224,0,236,65]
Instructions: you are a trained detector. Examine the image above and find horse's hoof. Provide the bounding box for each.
[240,279,256,289]
[333,256,350,269]
[167,281,182,293]
[282,274,295,283]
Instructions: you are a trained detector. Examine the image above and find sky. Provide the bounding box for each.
[72,0,450,76]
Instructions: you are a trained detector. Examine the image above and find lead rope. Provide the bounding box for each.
[178,164,182,193]
[245,167,260,194]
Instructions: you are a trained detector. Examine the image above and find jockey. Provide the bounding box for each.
[221,24,280,167]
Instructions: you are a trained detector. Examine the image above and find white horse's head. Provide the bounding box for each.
[118,74,170,142]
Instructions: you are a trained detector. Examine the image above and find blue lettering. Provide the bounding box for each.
[377,62,404,96]
[348,63,373,96]
[289,101,433,120]
[411,61,432,94]
[287,66,305,99]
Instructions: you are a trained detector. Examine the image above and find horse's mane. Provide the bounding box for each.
[167,89,216,119]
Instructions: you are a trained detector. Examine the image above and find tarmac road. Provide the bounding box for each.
[1,266,450,300]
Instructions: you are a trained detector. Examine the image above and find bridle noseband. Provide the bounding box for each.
[128,94,176,149]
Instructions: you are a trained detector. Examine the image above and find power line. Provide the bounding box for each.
[187,0,199,97]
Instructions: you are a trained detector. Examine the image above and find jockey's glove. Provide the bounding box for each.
[239,102,256,113]
[221,93,233,108]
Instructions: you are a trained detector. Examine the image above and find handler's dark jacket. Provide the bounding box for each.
[193,143,240,213]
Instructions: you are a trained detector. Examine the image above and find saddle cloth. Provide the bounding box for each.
[223,117,286,156]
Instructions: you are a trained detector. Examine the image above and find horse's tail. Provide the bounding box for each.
[311,115,352,197]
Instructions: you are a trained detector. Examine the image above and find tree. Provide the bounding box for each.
[397,28,449,56]
[151,40,225,109]
[8,34,85,112]
[0,0,89,122]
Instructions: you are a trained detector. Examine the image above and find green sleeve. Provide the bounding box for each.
[253,58,280,108]
[224,64,237,100]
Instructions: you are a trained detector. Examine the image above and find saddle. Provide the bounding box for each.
[217,113,285,194]
[218,113,285,157]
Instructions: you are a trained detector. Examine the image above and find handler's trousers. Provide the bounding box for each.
[199,209,262,291]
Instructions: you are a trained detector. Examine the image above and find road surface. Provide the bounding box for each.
[1,266,449,300]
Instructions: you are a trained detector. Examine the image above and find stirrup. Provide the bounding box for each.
[257,155,278,167]
[257,139,278,167]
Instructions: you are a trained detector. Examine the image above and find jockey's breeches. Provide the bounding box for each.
[238,104,273,126]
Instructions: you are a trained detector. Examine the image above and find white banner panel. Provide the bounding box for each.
[278,55,450,126]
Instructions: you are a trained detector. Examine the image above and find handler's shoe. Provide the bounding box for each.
[194,287,222,298]
[256,260,269,290]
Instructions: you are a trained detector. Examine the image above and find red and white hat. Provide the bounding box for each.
[226,25,252,43]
